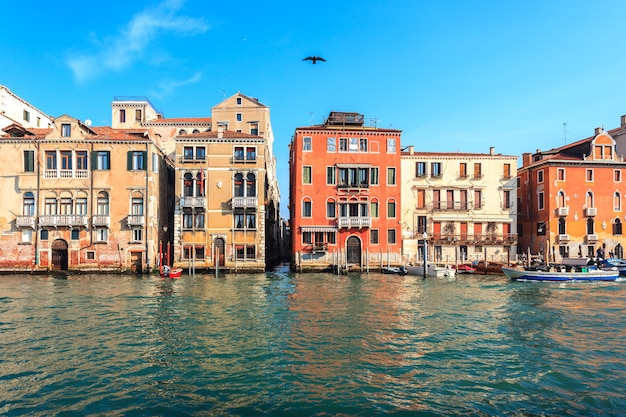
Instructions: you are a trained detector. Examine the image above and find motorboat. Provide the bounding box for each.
[405,263,453,278]
[599,258,626,276]
[454,264,476,274]
[501,266,619,282]
[161,266,183,278]
[382,266,408,275]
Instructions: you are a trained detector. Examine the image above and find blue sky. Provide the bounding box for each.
[3,0,626,219]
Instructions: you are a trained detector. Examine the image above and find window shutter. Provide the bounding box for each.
[127,151,132,170]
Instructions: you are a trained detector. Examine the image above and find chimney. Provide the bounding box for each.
[217,126,224,138]
[621,115,626,127]
[594,127,603,135]
[408,145,414,155]
[522,153,532,166]
[489,146,495,155]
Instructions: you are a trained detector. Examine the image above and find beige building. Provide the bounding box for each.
[173,129,267,272]
[401,147,518,266]
[0,85,53,131]
[0,115,173,272]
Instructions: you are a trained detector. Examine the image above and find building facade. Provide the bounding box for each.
[173,129,267,272]
[289,112,403,271]
[0,115,173,272]
[518,128,626,262]
[1,85,53,131]
[401,147,518,266]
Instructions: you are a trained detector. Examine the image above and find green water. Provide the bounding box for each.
[1,269,625,416]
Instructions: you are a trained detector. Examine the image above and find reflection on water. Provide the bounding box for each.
[0,272,625,415]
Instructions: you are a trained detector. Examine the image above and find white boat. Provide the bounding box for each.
[405,263,453,278]
[501,266,619,282]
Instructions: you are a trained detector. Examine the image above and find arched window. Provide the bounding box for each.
[60,192,73,215]
[183,172,194,197]
[614,218,623,235]
[97,191,109,215]
[76,192,88,215]
[302,197,312,218]
[586,218,594,234]
[614,192,622,212]
[246,173,256,197]
[557,191,566,208]
[179,129,187,135]
[586,191,594,208]
[234,173,244,197]
[370,198,379,218]
[387,198,397,218]
[192,129,200,134]
[23,192,35,216]
[326,198,336,218]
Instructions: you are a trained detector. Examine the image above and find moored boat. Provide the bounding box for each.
[406,263,453,278]
[161,266,183,278]
[382,266,408,275]
[599,258,626,276]
[454,264,476,274]
[501,266,619,282]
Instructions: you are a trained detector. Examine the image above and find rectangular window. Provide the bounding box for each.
[119,109,126,123]
[387,229,396,244]
[473,163,482,179]
[431,162,442,177]
[93,151,110,170]
[128,151,146,170]
[370,167,379,185]
[303,166,312,184]
[40,229,49,240]
[96,227,108,242]
[250,123,259,135]
[359,138,368,152]
[76,151,88,170]
[60,151,72,170]
[416,162,427,177]
[387,138,396,153]
[23,110,30,122]
[347,137,357,152]
[236,113,242,122]
[459,163,467,178]
[371,229,379,244]
[474,190,482,209]
[86,251,95,260]
[387,201,396,218]
[326,167,336,185]
[302,231,312,244]
[557,168,565,181]
[184,146,194,160]
[416,189,426,208]
[61,123,71,137]
[132,228,143,242]
[22,229,32,243]
[236,97,242,105]
[135,109,142,122]
[537,170,544,183]
[76,198,87,215]
[196,147,206,160]
[503,163,511,179]
[615,170,622,182]
[538,191,545,210]
[24,150,34,172]
[303,136,312,151]
[387,168,396,185]
[503,190,511,209]
[586,169,594,181]
[327,137,336,152]
[339,137,348,152]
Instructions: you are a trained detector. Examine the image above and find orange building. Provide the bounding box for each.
[289,112,402,271]
[518,127,626,262]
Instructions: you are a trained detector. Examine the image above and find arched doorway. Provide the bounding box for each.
[346,236,361,265]
[214,238,225,267]
[51,239,68,271]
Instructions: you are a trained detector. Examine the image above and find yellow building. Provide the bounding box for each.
[0,115,173,272]
[174,128,267,272]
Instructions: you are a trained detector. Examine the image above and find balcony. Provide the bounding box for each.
[585,234,598,243]
[43,169,89,179]
[431,201,472,211]
[557,234,570,243]
[232,196,257,209]
[556,207,569,216]
[39,215,89,227]
[127,215,145,226]
[584,207,597,217]
[430,233,518,245]
[16,216,36,228]
[312,243,328,253]
[180,196,206,209]
[92,215,110,227]
[338,217,371,228]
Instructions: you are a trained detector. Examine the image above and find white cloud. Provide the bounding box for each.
[151,72,204,99]
[67,0,208,82]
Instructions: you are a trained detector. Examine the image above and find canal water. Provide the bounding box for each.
[1,269,626,416]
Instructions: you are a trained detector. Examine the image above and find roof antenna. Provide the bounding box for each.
[563,122,568,144]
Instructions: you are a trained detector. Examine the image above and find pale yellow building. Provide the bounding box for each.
[401,147,518,266]
[0,115,173,272]
[173,129,267,272]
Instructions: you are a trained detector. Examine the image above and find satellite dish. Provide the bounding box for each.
[85,119,92,126]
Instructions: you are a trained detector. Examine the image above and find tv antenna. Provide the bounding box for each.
[562,122,568,144]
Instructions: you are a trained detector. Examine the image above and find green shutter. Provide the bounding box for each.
[127,151,132,170]
[142,151,147,170]
[91,151,98,170]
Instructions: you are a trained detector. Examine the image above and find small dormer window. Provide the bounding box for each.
[61,123,71,137]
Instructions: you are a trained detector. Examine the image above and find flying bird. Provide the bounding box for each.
[303,56,326,64]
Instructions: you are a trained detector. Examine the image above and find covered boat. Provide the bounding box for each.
[501,266,619,282]
[406,263,453,278]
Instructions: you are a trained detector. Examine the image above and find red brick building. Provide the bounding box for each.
[289,112,402,271]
